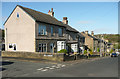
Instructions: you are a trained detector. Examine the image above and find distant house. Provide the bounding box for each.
[81,31,99,52]
[4,5,83,53]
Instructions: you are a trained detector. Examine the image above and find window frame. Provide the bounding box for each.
[9,44,13,48]
[39,43,47,52]
[51,26,53,36]
[58,28,63,36]
[38,24,47,35]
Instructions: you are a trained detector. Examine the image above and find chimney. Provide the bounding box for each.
[48,8,54,16]
[62,17,68,24]
[91,31,94,36]
[85,31,88,34]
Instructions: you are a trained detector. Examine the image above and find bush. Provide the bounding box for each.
[84,50,87,54]
[109,49,113,53]
[97,48,100,52]
[89,49,93,55]
[58,49,67,54]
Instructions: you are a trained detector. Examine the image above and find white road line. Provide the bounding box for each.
[37,68,43,70]
[61,65,66,67]
[49,68,54,69]
[45,67,50,68]
[41,69,48,72]
[52,65,56,67]
[56,67,60,68]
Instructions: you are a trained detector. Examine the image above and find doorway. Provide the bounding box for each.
[50,43,54,53]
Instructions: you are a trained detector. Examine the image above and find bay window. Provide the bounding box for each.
[58,28,63,36]
[39,43,47,52]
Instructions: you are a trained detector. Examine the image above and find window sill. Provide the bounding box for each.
[38,34,47,36]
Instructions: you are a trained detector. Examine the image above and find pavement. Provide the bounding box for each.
[1,56,119,77]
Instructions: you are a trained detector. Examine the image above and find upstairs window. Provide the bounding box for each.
[58,28,63,36]
[73,35,76,40]
[51,27,53,36]
[38,24,46,35]
[9,44,12,48]
[17,13,19,18]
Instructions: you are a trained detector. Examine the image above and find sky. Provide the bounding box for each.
[1,2,118,34]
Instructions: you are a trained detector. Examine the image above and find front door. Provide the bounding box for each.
[13,44,16,51]
[50,43,54,53]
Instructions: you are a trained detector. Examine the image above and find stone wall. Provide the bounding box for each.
[2,51,101,62]
[1,51,65,62]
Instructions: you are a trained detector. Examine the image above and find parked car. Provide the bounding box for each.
[111,53,118,57]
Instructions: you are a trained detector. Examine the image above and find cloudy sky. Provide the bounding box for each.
[1,2,118,34]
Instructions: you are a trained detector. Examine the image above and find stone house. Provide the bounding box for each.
[81,31,99,52]
[4,5,81,53]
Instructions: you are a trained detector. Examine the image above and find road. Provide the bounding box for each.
[1,56,119,77]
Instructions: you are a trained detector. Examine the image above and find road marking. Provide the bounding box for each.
[37,68,43,70]
[61,65,66,67]
[52,65,56,67]
[37,64,66,71]
[41,69,48,72]
[49,68,54,69]
[56,67,60,68]
[45,67,50,68]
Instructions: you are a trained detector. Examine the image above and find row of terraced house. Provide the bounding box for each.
[4,5,112,54]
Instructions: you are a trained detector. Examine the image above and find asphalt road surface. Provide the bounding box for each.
[1,56,119,77]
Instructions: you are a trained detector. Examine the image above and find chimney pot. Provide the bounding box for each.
[91,31,94,36]
[63,17,67,20]
[48,10,50,12]
[51,8,53,12]
[85,31,88,34]
[62,17,68,24]
[48,8,54,16]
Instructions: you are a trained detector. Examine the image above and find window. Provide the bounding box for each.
[17,13,19,18]
[69,35,70,40]
[9,44,12,48]
[51,27,53,36]
[73,35,76,40]
[39,43,47,52]
[38,25,46,35]
[58,28,63,36]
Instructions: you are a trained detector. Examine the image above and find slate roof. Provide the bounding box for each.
[18,5,78,33]
[81,32,98,40]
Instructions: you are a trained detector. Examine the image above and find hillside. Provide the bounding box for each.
[95,34,119,43]
[95,34,120,49]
